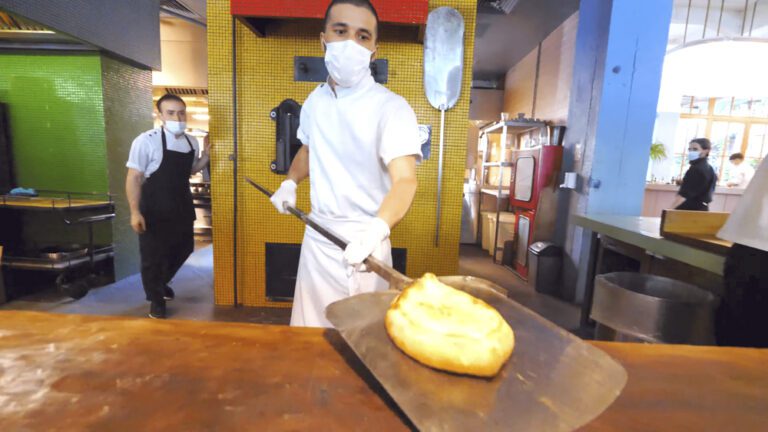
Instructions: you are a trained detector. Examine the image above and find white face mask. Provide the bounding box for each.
[688,150,701,162]
[324,40,373,88]
[165,120,186,135]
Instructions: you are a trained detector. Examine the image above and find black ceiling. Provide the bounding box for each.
[472,0,580,83]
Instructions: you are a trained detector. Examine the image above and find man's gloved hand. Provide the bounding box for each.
[270,179,297,214]
[343,217,390,269]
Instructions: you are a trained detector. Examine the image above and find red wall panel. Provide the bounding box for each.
[231,0,428,25]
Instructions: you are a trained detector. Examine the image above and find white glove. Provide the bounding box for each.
[270,179,297,214]
[343,218,390,268]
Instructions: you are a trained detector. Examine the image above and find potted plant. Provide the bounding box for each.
[650,142,667,162]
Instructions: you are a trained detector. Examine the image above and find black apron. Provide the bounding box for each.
[139,131,196,223]
[676,200,709,211]
[138,130,196,302]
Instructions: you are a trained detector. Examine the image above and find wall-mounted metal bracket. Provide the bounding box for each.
[294,56,388,84]
[270,99,302,174]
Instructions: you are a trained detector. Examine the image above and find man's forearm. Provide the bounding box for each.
[191,153,210,174]
[126,174,143,215]
[377,177,417,228]
[287,145,310,184]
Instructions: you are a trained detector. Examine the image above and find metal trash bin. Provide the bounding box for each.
[528,242,562,295]
[501,240,515,267]
[591,272,719,345]
[460,182,480,244]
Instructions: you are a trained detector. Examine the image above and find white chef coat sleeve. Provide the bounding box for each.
[297,95,312,146]
[745,165,756,184]
[732,167,746,186]
[126,134,150,173]
[379,97,422,166]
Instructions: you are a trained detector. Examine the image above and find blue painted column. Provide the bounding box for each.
[555,0,673,302]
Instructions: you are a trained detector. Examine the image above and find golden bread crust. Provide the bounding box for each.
[385,273,515,377]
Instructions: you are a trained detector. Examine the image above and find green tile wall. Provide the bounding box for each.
[0,52,154,282]
[100,55,153,280]
[0,53,108,193]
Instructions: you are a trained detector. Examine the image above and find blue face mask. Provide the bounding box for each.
[688,151,701,162]
[165,120,186,136]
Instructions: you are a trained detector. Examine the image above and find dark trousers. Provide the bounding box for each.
[676,200,708,211]
[139,220,194,302]
[716,243,768,347]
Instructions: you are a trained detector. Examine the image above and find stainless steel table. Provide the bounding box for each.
[573,214,727,326]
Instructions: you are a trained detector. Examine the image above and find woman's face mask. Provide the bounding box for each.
[688,150,701,162]
[688,143,708,162]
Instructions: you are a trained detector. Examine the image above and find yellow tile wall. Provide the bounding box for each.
[208,0,477,306]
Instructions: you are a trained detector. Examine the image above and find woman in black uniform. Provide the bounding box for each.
[671,138,718,211]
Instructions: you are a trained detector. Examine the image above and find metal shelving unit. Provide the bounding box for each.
[0,189,113,210]
[190,180,212,238]
[0,190,115,301]
[477,119,548,264]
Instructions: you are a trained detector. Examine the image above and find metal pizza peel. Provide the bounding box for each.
[245,177,627,431]
[424,7,465,247]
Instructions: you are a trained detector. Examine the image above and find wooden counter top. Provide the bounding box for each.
[645,183,745,196]
[1,311,766,431]
[586,342,767,431]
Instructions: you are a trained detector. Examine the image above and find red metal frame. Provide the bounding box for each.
[509,146,563,210]
[230,0,428,25]
[513,209,535,278]
[509,146,563,279]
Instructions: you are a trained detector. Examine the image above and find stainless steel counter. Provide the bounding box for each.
[573,214,728,328]
[643,183,743,216]
[573,214,725,275]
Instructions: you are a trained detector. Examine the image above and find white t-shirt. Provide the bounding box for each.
[718,157,768,251]
[298,75,422,220]
[727,162,756,188]
[126,127,201,177]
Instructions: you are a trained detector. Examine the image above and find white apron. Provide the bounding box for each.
[290,214,392,328]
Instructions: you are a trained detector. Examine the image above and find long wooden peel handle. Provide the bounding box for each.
[287,206,411,289]
[362,255,413,291]
[291,207,412,290]
[244,176,412,290]
[285,206,348,249]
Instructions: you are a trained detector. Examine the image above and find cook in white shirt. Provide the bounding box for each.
[716,156,768,347]
[269,1,421,327]
[127,130,203,177]
[725,152,755,188]
[125,94,211,319]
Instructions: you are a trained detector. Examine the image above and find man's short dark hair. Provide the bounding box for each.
[156,94,186,112]
[729,152,744,161]
[690,138,712,150]
[323,0,379,40]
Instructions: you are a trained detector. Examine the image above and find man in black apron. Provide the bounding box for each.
[126,94,211,318]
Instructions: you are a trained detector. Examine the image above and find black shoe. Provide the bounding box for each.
[163,286,175,301]
[149,300,167,319]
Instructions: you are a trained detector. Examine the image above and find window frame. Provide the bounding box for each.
[677,96,768,181]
